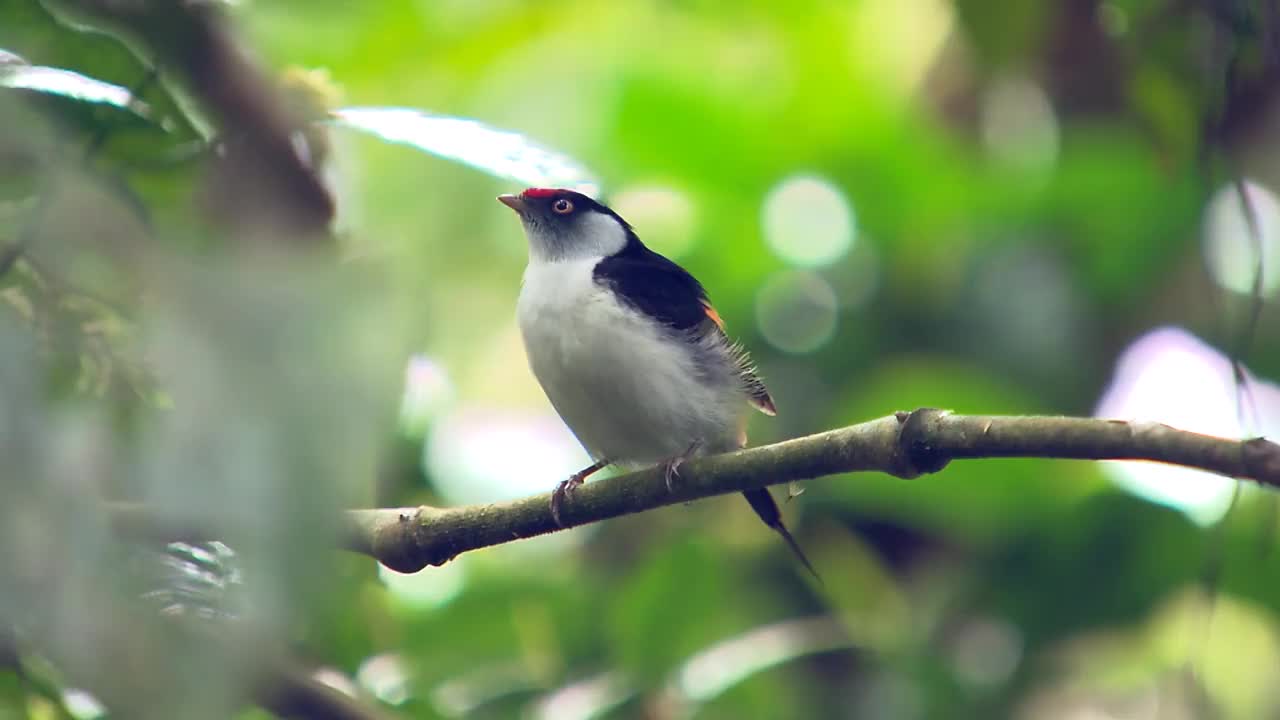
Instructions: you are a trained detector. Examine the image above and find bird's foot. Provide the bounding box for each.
[663,458,683,493]
[662,440,703,493]
[550,459,609,527]
[550,477,582,527]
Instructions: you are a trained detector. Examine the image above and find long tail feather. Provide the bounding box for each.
[741,488,821,583]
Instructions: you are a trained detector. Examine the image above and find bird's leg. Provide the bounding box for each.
[551,459,609,527]
[662,440,703,493]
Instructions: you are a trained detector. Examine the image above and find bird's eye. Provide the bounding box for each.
[552,198,574,215]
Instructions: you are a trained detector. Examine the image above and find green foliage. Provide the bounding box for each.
[2,0,1279,718]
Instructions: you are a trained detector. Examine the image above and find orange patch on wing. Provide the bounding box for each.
[701,301,725,329]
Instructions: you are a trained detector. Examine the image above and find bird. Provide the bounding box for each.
[498,187,817,579]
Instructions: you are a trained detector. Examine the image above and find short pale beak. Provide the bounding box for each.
[497,194,525,212]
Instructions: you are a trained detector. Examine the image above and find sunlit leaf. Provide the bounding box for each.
[667,616,854,708]
[330,107,600,196]
[0,50,148,116]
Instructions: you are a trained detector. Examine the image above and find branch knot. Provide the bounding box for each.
[894,408,953,478]
[370,507,455,573]
[1243,437,1280,484]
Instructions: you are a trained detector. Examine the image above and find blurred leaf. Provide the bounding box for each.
[1048,127,1203,302]
[978,493,1204,651]
[0,1,197,141]
[1043,587,1280,720]
[812,527,910,652]
[331,107,599,194]
[0,54,149,117]
[606,536,741,684]
[0,671,27,720]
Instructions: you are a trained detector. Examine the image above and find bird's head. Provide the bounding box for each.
[498,188,632,263]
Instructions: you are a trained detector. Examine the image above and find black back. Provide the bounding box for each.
[592,234,712,331]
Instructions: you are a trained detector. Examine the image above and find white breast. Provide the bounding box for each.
[516,259,745,466]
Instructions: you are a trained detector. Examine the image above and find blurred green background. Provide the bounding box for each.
[2,0,1280,718]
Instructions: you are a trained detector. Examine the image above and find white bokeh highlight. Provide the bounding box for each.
[1095,327,1280,524]
[980,76,1060,176]
[399,354,454,433]
[62,690,106,720]
[610,185,698,258]
[762,175,856,268]
[426,408,590,505]
[357,653,411,706]
[755,271,839,354]
[1203,179,1280,297]
[378,556,465,610]
[946,617,1023,688]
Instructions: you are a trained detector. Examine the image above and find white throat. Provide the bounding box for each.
[524,211,630,264]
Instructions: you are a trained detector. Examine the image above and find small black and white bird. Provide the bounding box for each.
[498,187,816,577]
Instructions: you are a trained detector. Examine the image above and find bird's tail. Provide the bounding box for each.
[741,488,821,582]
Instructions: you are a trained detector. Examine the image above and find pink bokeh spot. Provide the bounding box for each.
[1094,326,1280,523]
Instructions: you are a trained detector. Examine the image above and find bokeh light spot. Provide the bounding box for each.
[357,654,411,706]
[610,185,697,258]
[674,617,852,705]
[965,245,1084,379]
[762,175,856,268]
[825,240,881,310]
[426,408,590,503]
[378,556,465,609]
[755,271,839,354]
[946,617,1023,688]
[62,690,106,720]
[312,667,360,698]
[531,671,632,720]
[1203,179,1280,297]
[1094,327,1280,523]
[399,354,454,434]
[849,0,954,95]
[980,76,1059,175]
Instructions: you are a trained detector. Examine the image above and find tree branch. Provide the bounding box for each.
[111,410,1280,573]
[45,0,334,241]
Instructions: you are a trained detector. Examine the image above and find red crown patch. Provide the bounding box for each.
[521,188,561,198]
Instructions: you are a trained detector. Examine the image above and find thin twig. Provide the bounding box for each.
[1229,175,1266,432]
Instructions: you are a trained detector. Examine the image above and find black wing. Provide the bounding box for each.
[593,236,776,415]
[592,238,710,330]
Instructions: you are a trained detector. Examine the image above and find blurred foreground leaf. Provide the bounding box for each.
[331,107,600,195]
[0,50,149,116]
